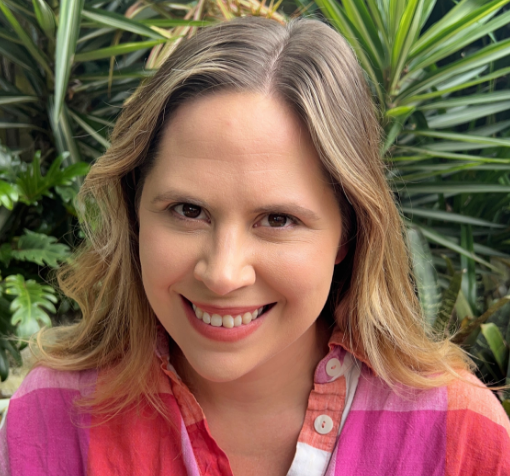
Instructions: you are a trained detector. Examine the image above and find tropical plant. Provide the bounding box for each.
[0,144,87,380]
[0,0,286,163]
[310,0,510,411]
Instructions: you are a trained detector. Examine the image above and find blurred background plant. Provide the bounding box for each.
[0,0,509,415]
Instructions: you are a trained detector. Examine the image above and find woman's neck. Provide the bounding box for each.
[172,318,330,417]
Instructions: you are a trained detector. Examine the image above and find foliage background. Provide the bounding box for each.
[0,0,509,415]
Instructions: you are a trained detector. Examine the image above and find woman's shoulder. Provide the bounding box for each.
[1,366,98,476]
[10,364,98,401]
[445,371,510,431]
[347,366,510,474]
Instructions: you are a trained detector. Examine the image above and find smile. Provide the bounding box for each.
[191,303,268,328]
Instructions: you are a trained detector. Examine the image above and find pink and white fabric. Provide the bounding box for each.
[2,325,509,475]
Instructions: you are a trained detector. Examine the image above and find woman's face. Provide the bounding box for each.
[139,91,345,383]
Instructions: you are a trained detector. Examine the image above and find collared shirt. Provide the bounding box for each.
[2,324,510,475]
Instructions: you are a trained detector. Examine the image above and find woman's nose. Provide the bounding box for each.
[193,228,256,296]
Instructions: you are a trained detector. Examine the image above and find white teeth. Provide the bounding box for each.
[211,314,222,327]
[192,303,269,328]
[223,315,234,328]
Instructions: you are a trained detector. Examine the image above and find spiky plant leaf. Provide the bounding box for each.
[407,226,441,325]
[434,269,464,335]
[32,0,56,39]
[4,274,56,339]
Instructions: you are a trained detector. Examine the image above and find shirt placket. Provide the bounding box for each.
[286,348,348,476]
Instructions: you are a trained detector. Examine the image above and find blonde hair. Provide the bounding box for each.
[32,16,472,416]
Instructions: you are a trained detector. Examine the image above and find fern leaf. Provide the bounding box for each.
[12,229,70,268]
[0,179,18,209]
[4,274,56,339]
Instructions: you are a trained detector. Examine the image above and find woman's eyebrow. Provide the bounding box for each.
[151,190,321,221]
[253,205,321,222]
[151,191,206,207]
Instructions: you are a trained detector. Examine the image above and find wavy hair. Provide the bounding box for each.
[32,16,472,417]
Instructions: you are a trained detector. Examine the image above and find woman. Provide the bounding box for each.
[1,16,509,476]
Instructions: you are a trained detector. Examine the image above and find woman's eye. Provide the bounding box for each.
[172,203,206,220]
[260,214,296,228]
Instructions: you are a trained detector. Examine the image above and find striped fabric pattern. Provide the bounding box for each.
[1,325,510,475]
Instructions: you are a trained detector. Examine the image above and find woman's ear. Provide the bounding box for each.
[335,243,348,265]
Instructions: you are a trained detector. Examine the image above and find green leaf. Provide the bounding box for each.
[342,0,385,71]
[481,323,509,374]
[12,229,70,267]
[427,101,510,129]
[410,0,510,60]
[419,91,510,110]
[410,7,510,73]
[0,0,53,78]
[81,9,165,40]
[399,38,510,100]
[32,0,56,38]
[0,38,35,70]
[0,180,18,209]
[16,151,89,203]
[460,224,476,312]
[502,400,510,418]
[398,146,510,164]
[411,130,510,149]
[4,274,56,339]
[314,0,384,103]
[407,226,441,325]
[54,0,84,124]
[434,269,463,335]
[383,107,415,154]
[401,207,505,228]
[393,162,480,181]
[59,103,82,164]
[390,0,423,94]
[473,243,510,258]
[453,295,510,343]
[68,109,110,149]
[402,67,510,104]
[0,243,13,267]
[74,39,165,62]
[399,183,510,194]
[414,225,500,272]
[0,94,38,106]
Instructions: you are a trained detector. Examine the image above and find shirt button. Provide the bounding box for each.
[326,358,342,379]
[314,415,334,435]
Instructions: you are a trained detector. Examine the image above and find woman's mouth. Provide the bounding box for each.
[183,298,275,329]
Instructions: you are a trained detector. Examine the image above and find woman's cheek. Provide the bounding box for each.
[263,241,335,304]
[140,226,197,293]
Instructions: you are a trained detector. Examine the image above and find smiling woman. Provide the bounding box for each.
[2,16,510,476]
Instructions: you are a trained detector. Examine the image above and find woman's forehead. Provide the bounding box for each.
[143,92,340,217]
[163,91,306,155]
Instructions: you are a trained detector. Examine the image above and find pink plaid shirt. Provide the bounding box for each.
[2,324,510,475]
